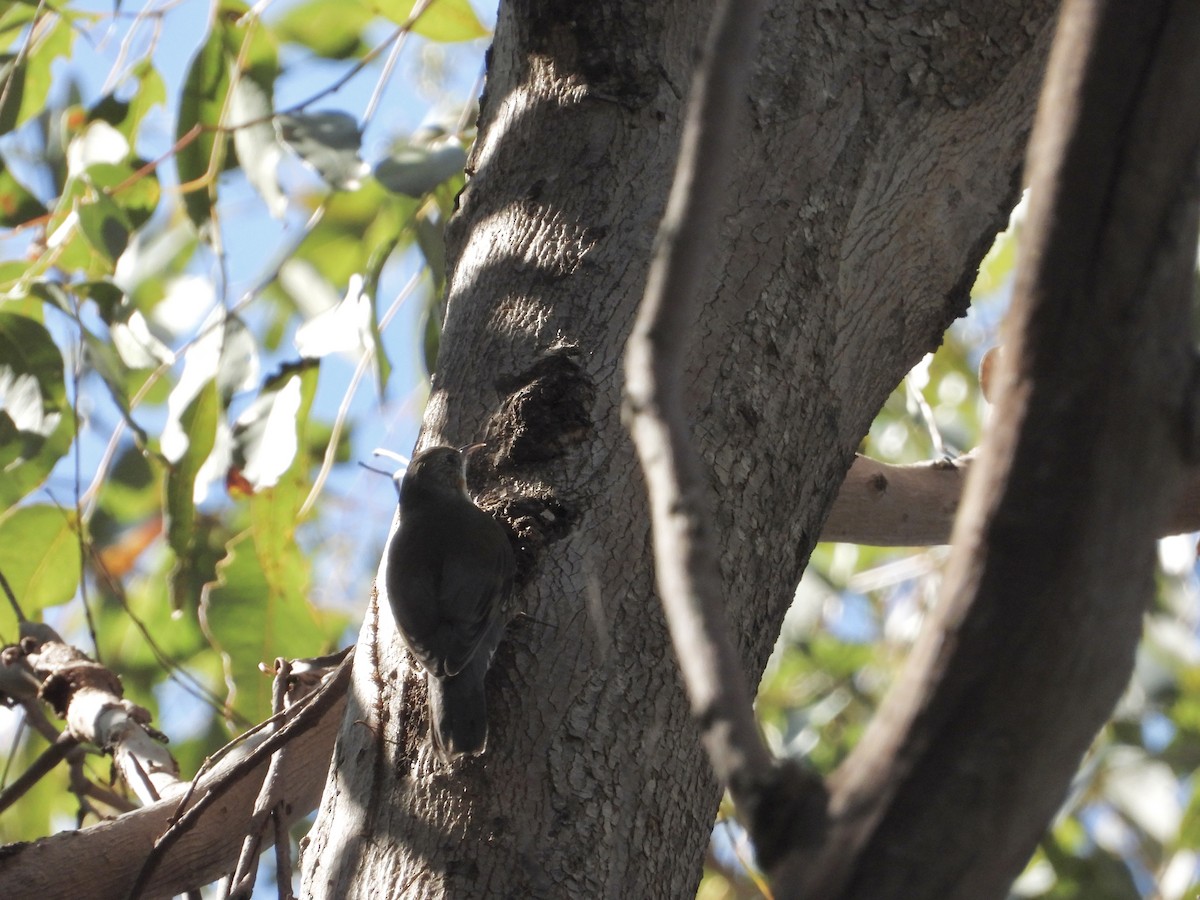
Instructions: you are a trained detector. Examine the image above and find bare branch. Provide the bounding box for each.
[780,1,1200,896]
[18,627,182,804]
[624,0,823,868]
[821,454,975,546]
[0,732,78,815]
[228,658,295,899]
[823,453,1200,547]
[0,652,350,900]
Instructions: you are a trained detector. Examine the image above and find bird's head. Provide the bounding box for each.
[400,443,486,498]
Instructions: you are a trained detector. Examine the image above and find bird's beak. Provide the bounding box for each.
[458,442,487,455]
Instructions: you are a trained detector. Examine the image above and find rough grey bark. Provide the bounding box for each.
[301,1,1057,897]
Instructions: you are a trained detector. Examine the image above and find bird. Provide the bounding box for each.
[377,444,515,759]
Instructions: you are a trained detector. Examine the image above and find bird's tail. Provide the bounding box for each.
[427,660,488,759]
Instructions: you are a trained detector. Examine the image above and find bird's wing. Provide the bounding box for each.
[385,505,512,678]
[434,516,512,676]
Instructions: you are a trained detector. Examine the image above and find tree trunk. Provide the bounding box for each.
[300,1,1057,896]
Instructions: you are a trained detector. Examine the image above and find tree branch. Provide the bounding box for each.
[0,653,350,900]
[822,453,1200,546]
[624,0,822,868]
[780,1,1200,896]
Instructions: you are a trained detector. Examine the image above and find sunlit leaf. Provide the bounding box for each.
[0,505,82,637]
[176,23,229,227]
[111,310,173,371]
[0,54,25,136]
[163,311,258,470]
[226,9,285,217]
[0,7,39,50]
[229,71,285,217]
[373,0,488,42]
[274,0,372,59]
[1102,746,1182,844]
[375,138,467,197]
[202,359,337,720]
[66,121,130,176]
[17,14,74,132]
[277,111,367,190]
[230,370,304,490]
[294,274,371,360]
[165,380,219,611]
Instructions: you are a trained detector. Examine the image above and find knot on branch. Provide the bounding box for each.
[489,347,594,467]
[39,661,124,718]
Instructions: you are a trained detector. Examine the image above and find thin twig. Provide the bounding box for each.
[362,0,436,126]
[90,550,249,727]
[227,658,292,898]
[68,299,101,660]
[128,650,352,900]
[0,568,25,622]
[298,268,422,516]
[0,717,78,816]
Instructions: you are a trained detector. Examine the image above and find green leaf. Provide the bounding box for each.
[276,111,366,190]
[90,60,167,149]
[202,359,338,720]
[18,14,73,132]
[0,414,71,515]
[0,7,39,49]
[413,205,446,287]
[1180,778,1200,849]
[363,234,400,396]
[0,54,25,136]
[0,505,82,637]
[95,444,161,526]
[77,188,133,263]
[374,139,467,197]
[200,527,330,721]
[0,261,30,293]
[230,369,306,490]
[372,0,488,42]
[42,176,114,278]
[291,180,415,286]
[87,161,161,231]
[166,380,220,610]
[0,154,46,226]
[0,312,70,512]
[176,24,230,227]
[0,312,66,408]
[274,0,373,59]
